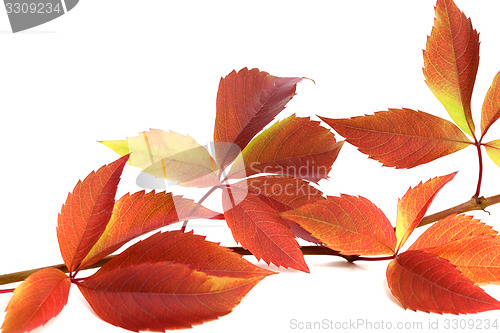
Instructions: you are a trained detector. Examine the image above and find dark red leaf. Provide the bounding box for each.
[240,175,324,244]
[214,68,302,168]
[222,183,309,272]
[77,231,272,331]
[56,155,129,273]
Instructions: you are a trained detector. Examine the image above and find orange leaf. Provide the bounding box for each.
[481,71,500,138]
[423,0,479,138]
[227,115,343,182]
[281,195,396,256]
[222,183,309,272]
[78,231,271,331]
[80,191,220,269]
[409,214,497,251]
[395,172,456,252]
[386,250,500,314]
[214,68,302,168]
[241,175,325,244]
[425,236,500,284]
[2,268,70,333]
[56,155,129,273]
[319,109,472,169]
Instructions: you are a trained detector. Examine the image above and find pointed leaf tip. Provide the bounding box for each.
[481,72,500,137]
[395,172,456,252]
[214,68,303,168]
[319,109,472,169]
[100,139,130,157]
[423,0,479,138]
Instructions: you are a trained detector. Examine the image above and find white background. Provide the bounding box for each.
[1,1,500,332]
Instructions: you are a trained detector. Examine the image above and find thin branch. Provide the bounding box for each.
[418,194,500,227]
[0,246,351,287]
[0,288,15,294]
[347,255,395,262]
[1,193,500,289]
[0,258,113,287]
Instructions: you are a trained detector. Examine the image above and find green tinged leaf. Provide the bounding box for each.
[484,140,500,167]
[101,129,220,188]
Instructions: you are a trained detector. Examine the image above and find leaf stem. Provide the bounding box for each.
[418,193,500,227]
[180,185,220,232]
[474,142,484,198]
[346,255,395,262]
[0,288,15,294]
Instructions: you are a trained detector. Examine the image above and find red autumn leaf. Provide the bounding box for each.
[386,250,500,314]
[409,214,497,251]
[281,195,396,256]
[94,230,273,278]
[423,0,479,138]
[80,191,220,269]
[227,115,343,182]
[78,263,265,331]
[395,172,456,252]
[77,231,271,331]
[57,155,129,273]
[2,268,70,333]
[213,68,302,168]
[481,71,500,138]
[319,109,472,169]
[241,175,325,244]
[222,183,309,272]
